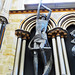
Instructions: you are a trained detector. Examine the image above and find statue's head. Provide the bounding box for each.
[41,14,46,20]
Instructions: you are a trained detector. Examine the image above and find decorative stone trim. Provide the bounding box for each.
[9,8,75,14]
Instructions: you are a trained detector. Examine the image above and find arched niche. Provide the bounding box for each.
[19,15,56,75]
[57,13,75,75]
[64,25,75,75]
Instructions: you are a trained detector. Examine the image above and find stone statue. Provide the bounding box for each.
[28,0,52,75]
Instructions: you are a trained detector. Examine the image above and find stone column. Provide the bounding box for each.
[0,16,8,47]
[0,0,12,24]
[0,0,12,29]
[0,16,8,31]
[13,37,22,75]
[0,0,5,12]
[0,0,12,20]
[13,29,24,75]
[18,0,25,10]
[0,21,3,32]
[19,39,26,75]
[61,36,71,75]
[0,0,2,11]
[56,34,66,75]
[19,30,30,75]
[14,29,30,75]
[0,0,12,46]
[48,27,70,75]
[52,35,60,75]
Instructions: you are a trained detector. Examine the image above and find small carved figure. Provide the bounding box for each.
[28,0,52,75]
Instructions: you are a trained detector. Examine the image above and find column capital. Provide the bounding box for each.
[48,27,67,38]
[0,16,8,24]
[15,29,30,40]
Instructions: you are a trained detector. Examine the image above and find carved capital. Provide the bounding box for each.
[15,29,30,40]
[48,27,67,38]
[0,16,8,24]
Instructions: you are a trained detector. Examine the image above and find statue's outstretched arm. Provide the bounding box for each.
[47,11,52,20]
[37,0,52,20]
[42,4,52,11]
[37,0,42,19]
[41,4,52,20]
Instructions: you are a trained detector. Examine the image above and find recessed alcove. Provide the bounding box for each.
[24,27,55,75]
[65,25,75,75]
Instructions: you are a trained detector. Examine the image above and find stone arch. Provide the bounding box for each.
[20,14,56,32]
[57,13,75,29]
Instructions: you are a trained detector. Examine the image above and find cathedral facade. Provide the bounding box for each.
[0,0,75,75]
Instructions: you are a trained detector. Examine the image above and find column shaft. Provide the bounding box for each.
[56,36,66,75]
[0,0,3,11]
[0,22,2,31]
[34,51,38,75]
[13,38,22,75]
[18,0,25,10]
[61,37,71,75]
[19,40,26,75]
[1,0,12,20]
[52,37,60,75]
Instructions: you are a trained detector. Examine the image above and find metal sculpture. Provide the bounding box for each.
[28,0,52,75]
